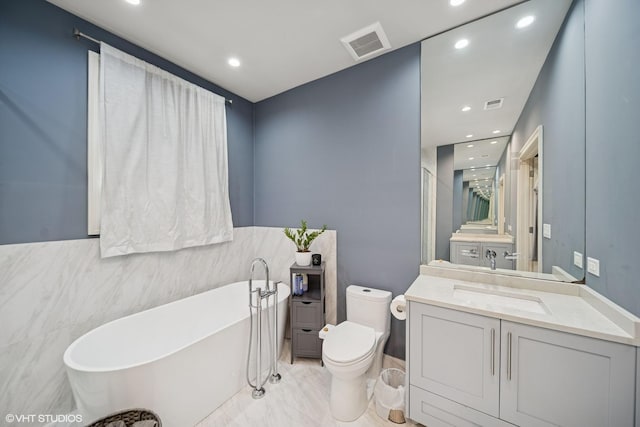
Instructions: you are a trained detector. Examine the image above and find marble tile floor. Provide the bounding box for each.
[49,339,415,427]
[196,339,417,427]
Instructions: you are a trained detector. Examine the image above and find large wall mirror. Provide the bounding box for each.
[421,0,585,281]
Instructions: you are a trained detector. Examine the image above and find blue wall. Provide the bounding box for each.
[0,0,254,245]
[510,0,585,280]
[435,144,454,260]
[254,44,421,358]
[509,0,640,315]
[452,170,463,234]
[5,0,640,363]
[1,0,420,358]
[584,0,640,315]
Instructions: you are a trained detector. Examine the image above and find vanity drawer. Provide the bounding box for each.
[451,242,481,266]
[292,328,322,358]
[409,385,515,427]
[291,301,323,329]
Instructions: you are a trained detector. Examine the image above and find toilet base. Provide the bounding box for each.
[329,374,369,421]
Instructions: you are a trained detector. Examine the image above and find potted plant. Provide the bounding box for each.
[284,220,327,266]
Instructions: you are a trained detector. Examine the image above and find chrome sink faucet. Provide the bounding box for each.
[486,249,497,270]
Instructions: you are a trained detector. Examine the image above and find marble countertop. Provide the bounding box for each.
[449,233,514,243]
[405,266,640,346]
[427,260,570,281]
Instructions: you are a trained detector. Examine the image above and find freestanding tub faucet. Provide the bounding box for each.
[247,258,281,399]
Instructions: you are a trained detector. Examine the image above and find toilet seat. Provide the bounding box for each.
[323,321,376,365]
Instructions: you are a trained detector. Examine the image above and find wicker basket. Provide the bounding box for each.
[84,409,162,427]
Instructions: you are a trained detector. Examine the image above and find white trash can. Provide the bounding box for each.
[374,368,406,424]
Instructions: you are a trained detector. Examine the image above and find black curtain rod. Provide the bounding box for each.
[73,28,233,105]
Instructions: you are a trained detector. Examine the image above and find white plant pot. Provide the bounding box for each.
[295,252,312,266]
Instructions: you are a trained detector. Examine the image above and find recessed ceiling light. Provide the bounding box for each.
[466,134,473,138]
[492,130,501,134]
[490,140,498,144]
[461,105,471,112]
[455,39,469,49]
[516,15,535,29]
[473,174,477,177]
[467,144,474,148]
[228,57,241,67]
[469,157,475,160]
[486,165,491,167]
[125,0,140,4]
[450,0,466,6]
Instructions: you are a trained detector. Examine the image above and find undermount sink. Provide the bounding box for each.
[453,284,550,315]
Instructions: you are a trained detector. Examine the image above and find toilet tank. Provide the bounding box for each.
[346,285,392,334]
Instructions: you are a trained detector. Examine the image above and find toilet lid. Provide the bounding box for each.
[323,321,376,364]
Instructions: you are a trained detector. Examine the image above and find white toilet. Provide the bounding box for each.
[322,285,392,421]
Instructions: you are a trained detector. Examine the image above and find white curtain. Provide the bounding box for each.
[98,43,233,258]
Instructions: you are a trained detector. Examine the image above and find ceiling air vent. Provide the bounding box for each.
[341,22,391,61]
[484,98,504,110]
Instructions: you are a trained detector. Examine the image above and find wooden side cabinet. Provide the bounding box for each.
[289,262,325,363]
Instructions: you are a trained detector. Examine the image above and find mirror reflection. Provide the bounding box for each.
[454,137,509,235]
[421,0,584,281]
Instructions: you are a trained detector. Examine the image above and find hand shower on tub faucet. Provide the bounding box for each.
[248,258,268,302]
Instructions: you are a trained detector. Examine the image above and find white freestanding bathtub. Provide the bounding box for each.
[64,280,289,427]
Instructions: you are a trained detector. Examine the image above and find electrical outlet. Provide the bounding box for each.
[543,223,551,239]
[508,225,512,232]
[573,251,583,269]
[587,257,600,277]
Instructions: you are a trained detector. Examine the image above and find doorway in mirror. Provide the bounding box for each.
[516,125,542,273]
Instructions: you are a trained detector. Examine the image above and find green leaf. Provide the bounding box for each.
[283,220,328,252]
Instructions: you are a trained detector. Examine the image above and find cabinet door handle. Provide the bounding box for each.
[490,328,496,376]
[302,301,311,305]
[461,249,479,258]
[507,331,513,381]
[302,328,312,332]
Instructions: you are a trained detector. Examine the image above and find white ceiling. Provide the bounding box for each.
[421,0,572,147]
[46,0,521,102]
[455,136,510,197]
[455,136,509,171]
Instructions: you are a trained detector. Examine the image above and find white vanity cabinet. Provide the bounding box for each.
[500,321,635,427]
[409,303,500,417]
[450,238,515,270]
[449,241,482,266]
[408,302,637,427]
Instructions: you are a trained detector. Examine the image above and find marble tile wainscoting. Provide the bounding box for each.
[0,226,337,426]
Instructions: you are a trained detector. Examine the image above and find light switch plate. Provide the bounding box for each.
[543,223,551,239]
[573,251,583,268]
[508,225,512,232]
[587,257,600,276]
